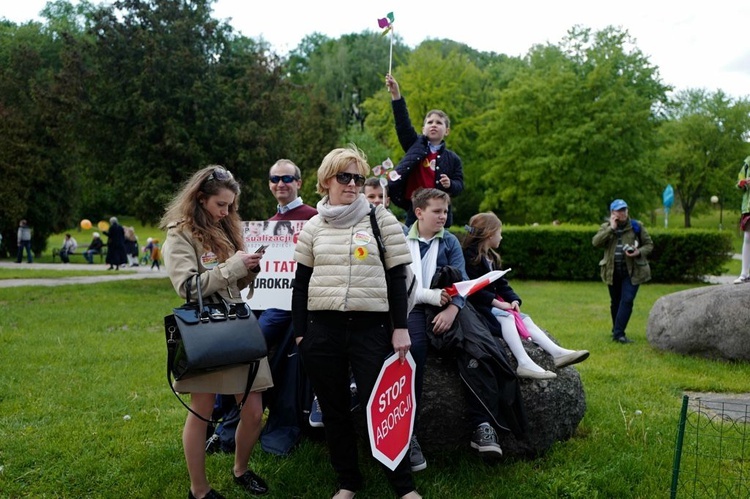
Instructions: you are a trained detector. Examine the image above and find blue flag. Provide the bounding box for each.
[663,184,674,212]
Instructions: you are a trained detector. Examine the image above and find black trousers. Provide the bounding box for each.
[299,311,415,497]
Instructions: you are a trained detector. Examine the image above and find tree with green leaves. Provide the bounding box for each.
[475,26,669,224]
[52,0,338,223]
[656,89,750,227]
[290,31,409,134]
[0,18,78,256]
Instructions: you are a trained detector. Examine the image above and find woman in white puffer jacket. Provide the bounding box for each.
[292,145,422,499]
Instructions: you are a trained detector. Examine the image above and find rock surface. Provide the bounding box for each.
[417,339,587,458]
[647,284,750,361]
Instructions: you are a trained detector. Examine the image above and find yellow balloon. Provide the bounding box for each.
[98,220,110,231]
[80,219,92,230]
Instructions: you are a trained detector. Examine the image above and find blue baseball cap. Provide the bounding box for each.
[610,199,628,211]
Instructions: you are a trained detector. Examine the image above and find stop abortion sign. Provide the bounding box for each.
[366,351,416,470]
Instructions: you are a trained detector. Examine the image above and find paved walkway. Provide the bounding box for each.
[1,255,743,287]
[0,261,167,288]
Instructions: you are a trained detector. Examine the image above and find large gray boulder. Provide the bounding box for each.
[417,339,587,458]
[647,284,750,361]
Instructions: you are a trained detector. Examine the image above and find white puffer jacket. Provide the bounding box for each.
[294,205,411,312]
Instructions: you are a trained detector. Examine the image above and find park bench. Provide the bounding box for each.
[51,245,108,263]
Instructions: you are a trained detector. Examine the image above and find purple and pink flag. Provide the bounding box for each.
[378,12,394,35]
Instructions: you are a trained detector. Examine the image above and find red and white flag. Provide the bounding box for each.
[444,269,511,298]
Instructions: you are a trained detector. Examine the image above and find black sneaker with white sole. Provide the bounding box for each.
[470,423,503,458]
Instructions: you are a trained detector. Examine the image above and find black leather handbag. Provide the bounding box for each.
[164,274,268,422]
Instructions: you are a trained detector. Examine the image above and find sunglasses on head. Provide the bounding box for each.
[335,172,366,187]
[269,175,300,184]
[205,167,233,183]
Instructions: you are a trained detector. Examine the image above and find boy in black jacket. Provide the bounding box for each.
[386,73,464,227]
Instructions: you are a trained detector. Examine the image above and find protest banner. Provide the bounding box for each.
[240,220,307,311]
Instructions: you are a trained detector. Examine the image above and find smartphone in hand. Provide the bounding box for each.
[255,245,268,253]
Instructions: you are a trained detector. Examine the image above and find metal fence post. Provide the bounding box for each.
[671,394,689,499]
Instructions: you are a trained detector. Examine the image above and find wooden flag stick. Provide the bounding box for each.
[389,26,394,75]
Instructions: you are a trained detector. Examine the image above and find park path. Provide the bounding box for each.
[0,255,743,287]
[0,261,167,288]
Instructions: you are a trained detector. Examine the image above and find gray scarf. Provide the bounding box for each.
[316,194,371,229]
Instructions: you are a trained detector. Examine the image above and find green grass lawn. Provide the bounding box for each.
[1,278,747,498]
[0,268,136,279]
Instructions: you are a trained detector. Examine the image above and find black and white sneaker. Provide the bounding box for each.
[309,396,324,428]
[205,433,221,454]
[470,423,503,458]
[349,379,360,412]
[409,435,427,472]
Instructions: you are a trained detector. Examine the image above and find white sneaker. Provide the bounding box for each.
[733,275,750,284]
[553,350,590,368]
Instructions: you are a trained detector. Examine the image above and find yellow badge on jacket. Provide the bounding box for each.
[200,251,219,269]
[354,247,368,260]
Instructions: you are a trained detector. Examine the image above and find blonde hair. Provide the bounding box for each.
[159,165,243,261]
[462,212,503,267]
[316,145,370,196]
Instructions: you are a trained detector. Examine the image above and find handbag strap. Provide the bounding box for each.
[165,342,260,424]
[186,274,210,322]
[187,274,240,321]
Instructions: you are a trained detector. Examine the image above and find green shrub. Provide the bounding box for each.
[453,224,734,283]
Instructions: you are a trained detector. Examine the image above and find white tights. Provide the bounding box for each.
[741,231,750,278]
[495,314,575,372]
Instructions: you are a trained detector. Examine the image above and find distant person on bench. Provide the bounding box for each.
[83,232,104,264]
[59,233,78,263]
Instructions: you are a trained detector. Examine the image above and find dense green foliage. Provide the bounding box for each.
[462,224,734,283]
[1,0,749,258]
[655,89,750,227]
[475,27,670,225]
[0,15,78,256]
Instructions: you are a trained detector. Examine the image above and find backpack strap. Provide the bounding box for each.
[369,205,417,310]
[631,219,642,244]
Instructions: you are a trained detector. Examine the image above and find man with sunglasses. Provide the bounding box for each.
[268,159,317,221]
[256,159,318,455]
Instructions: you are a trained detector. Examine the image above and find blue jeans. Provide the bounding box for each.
[16,241,32,263]
[258,308,292,348]
[83,249,99,264]
[608,267,639,339]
